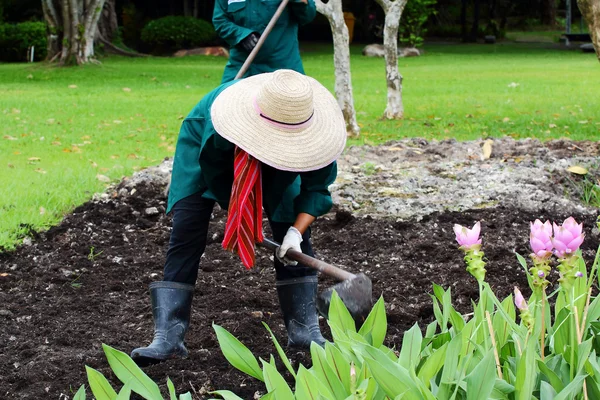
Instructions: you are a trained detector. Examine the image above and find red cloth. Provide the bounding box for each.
[222,147,264,268]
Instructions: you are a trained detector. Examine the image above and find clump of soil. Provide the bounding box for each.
[1,139,599,399]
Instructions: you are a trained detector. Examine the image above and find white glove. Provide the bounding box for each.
[276,227,303,266]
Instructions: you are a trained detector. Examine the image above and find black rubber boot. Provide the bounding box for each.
[131,281,194,366]
[276,276,326,349]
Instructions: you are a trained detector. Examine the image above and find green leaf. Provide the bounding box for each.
[262,322,296,379]
[213,323,264,382]
[577,338,593,375]
[310,341,347,398]
[540,381,557,400]
[417,341,447,388]
[553,374,586,400]
[465,350,497,400]
[550,308,571,357]
[73,385,86,400]
[357,296,387,348]
[515,339,537,400]
[209,390,245,400]
[364,358,420,399]
[537,359,565,392]
[179,392,192,400]
[115,382,132,400]
[167,378,177,400]
[329,290,357,334]
[85,366,117,400]
[436,331,463,399]
[102,344,163,400]
[262,360,294,400]
[295,364,334,399]
[398,323,423,370]
[325,342,352,392]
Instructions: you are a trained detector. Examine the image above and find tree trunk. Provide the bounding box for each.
[193,0,199,18]
[183,0,191,17]
[314,0,360,137]
[373,0,407,119]
[577,0,600,62]
[461,0,469,42]
[97,0,118,44]
[471,0,480,41]
[540,0,557,26]
[41,0,107,65]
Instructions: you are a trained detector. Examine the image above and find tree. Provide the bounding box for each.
[41,0,106,65]
[314,0,361,137]
[373,0,408,119]
[577,0,600,62]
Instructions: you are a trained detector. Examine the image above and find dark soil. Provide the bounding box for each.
[1,181,598,399]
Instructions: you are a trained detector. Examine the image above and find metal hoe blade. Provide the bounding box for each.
[316,273,373,324]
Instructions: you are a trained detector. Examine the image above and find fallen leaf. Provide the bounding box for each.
[465,114,473,118]
[7,163,14,168]
[47,118,55,124]
[34,168,46,174]
[3,135,17,140]
[113,120,122,124]
[96,174,111,182]
[11,108,21,114]
[28,157,41,162]
[26,74,33,79]
[185,85,191,89]
[549,124,557,128]
[482,139,493,160]
[68,84,77,89]
[122,87,131,92]
[567,165,588,175]
[507,82,520,88]
[578,120,589,124]
[39,207,46,215]
[502,117,510,123]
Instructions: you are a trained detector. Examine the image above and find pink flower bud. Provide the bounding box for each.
[514,287,528,310]
[552,217,585,258]
[530,219,553,258]
[538,270,545,278]
[453,222,482,250]
[576,271,583,278]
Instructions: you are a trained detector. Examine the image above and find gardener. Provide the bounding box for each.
[212,0,316,83]
[130,69,346,366]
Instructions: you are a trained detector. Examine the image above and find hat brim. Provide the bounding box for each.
[210,73,347,172]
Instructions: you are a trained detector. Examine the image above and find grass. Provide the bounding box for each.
[1,42,599,250]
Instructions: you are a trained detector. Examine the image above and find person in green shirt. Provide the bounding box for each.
[213,0,316,83]
[130,69,347,366]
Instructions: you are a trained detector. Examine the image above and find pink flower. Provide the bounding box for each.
[514,287,528,310]
[552,217,585,258]
[453,222,482,250]
[530,219,553,258]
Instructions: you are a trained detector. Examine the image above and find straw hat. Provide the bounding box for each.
[210,69,347,172]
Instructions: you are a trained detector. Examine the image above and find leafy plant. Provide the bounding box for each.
[0,21,46,62]
[210,216,600,399]
[74,344,192,399]
[140,16,216,54]
[399,0,437,48]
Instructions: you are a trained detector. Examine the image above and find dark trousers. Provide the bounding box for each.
[163,191,317,285]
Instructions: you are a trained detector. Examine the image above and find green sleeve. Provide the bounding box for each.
[212,0,254,47]
[294,162,337,217]
[289,0,317,26]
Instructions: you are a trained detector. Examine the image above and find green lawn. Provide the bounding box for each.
[1,42,599,250]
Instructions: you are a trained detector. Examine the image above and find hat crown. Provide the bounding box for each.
[255,70,314,125]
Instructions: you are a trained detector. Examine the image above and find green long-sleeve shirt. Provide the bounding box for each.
[213,0,316,83]
[167,80,337,223]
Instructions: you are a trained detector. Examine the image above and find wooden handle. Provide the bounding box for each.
[259,237,356,281]
[234,0,290,80]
